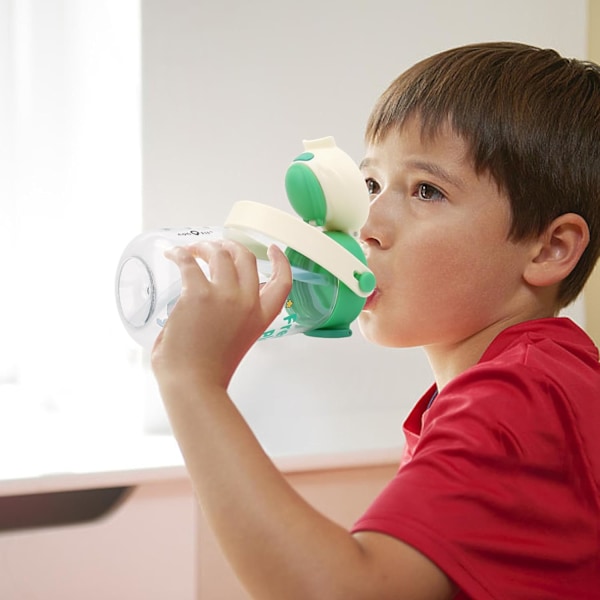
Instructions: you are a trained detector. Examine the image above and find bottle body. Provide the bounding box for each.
[115,227,350,348]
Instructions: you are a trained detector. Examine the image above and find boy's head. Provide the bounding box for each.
[366,42,600,309]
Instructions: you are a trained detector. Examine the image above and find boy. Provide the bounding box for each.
[151,42,600,599]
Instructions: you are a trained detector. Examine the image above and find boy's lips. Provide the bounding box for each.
[363,287,380,310]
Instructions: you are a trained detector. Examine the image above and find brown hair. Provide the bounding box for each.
[367,42,600,308]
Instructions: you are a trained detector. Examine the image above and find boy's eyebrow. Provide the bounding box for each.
[406,160,466,191]
[359,157,466,191]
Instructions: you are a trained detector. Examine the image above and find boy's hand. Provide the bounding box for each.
[151,239,292,391]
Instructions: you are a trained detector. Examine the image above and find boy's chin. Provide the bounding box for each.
[357,312,421,349]
[357,313,390,346]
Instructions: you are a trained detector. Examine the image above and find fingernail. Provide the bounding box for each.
[164,245,184,260]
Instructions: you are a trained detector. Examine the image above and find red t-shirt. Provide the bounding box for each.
[352,318,600,599]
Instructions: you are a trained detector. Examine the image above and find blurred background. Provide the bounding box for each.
[0,0,595,450]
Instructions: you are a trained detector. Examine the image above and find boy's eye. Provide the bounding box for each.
[365,178,380,196]
[417,183,445,202]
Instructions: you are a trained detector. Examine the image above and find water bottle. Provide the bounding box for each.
[115,137,376,348]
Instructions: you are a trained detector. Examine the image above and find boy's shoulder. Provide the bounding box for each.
[480,316,598,367]
[433,316,600,478]
[444,317,599,412]
[488,317,598,354]
[483,316,597,360]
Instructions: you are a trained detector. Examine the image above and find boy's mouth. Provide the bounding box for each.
[363,288,379,310]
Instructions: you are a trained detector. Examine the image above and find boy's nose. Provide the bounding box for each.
[359,197,387,249]
[359,217,383,250]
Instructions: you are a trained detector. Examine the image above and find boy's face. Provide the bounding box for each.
[358,116,538,353]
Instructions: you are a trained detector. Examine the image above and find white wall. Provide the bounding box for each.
[141,0,588,452]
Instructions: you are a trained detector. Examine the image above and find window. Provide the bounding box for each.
[0,0,142,429]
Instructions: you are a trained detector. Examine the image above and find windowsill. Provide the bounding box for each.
[0,404,403,498]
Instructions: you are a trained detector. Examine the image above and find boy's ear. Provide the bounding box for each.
[524,213,590,288]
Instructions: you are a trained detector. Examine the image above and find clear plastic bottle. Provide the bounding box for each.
[115,225,368,348]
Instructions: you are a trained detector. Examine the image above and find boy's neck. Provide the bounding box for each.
[424,312,553,390]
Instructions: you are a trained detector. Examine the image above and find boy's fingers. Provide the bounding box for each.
[164,241,289,324]
[165,244,202,272]
[266,244,292,286]
[165,241,237,290]
[224,239,261,290]
[164,244,212,296]
[260,244,293,318]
